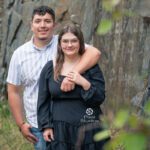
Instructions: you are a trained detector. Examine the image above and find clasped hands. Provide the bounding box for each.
[61,71,81,92]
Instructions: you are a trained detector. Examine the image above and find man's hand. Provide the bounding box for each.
[61,77,75,92]
[43,128,54,142]
[67,71,82,85]
[67,71,91,90]
[20,122,38,144]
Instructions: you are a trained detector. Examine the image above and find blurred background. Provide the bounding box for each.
[0,0,149,149]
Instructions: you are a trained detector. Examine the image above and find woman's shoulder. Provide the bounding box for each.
[86,64,102,74]
[41,60,54,78]
[43,60,53,69]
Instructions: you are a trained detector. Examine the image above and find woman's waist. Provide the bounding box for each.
[52,100,101,123]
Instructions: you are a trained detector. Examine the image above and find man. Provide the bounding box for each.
[7,6,101,150]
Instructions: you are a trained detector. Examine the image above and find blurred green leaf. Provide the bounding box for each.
[97,19,112,35]
[102,0,121,11]
[112,0,121,7]
[143,117,150,126]
[124,9,135,17]
[94,130,110,141]
[112,9,123,20]
[104,131,125,150]
[113,110,129,128]
[106,132,147,150]
[128,114,139,128]
[102,0,113,11]
[144,100,150,115]
[121,133,147,150]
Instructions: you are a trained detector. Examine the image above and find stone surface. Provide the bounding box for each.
[0,0,149,110]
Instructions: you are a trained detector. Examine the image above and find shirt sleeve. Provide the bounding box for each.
[6,51,21,85]
[84,43,90,48]
[81,64,105,106]
[52,35,58,67]
[37,61,53,131]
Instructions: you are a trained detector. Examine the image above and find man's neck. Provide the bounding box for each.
[33,37,52,48]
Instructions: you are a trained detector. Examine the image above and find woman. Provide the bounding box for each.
[37,23,106,150]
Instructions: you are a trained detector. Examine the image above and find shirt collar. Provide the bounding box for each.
[31,36,54,51]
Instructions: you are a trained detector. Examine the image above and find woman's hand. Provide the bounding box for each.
[61,77,75,92]
[67,71,91,90]
[67,71,81,85]
[43,128,54,142]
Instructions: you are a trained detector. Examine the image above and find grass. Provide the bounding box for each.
[0,101,33,150]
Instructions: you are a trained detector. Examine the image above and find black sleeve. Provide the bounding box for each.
[37,61,53,131]
[81,64,105,106]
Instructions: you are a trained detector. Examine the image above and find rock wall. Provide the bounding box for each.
[0,0,150,110]
[0,0,3,42]
[95,0,150,109]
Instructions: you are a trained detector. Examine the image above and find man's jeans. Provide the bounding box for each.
[30,127,46,150]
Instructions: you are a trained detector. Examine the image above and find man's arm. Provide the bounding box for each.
[7,83,37,143]
[74,45,101,73]
[61,45,101,92]
[7,83,25,127]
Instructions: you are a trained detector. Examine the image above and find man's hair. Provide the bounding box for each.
[32,5,55,21]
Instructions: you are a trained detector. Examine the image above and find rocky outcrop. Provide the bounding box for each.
[0,0,150,110]
[95,0,150,109]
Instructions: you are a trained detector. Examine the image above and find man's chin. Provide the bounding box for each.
[38,37,48,41]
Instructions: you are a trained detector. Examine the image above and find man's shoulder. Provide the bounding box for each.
[53,35,58,41]
[14,41,31,53]
[53,34,58,38]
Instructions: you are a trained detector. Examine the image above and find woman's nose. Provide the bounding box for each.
[68,41,72,46]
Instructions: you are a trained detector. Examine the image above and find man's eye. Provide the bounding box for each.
[34,20,41,23]
[46,20,52,23]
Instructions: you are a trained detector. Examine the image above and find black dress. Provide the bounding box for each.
[37,60,106,150]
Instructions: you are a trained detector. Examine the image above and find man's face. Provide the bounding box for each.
[31,13,55,41]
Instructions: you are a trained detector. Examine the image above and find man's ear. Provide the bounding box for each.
[53,22,60,34]
[30,21,33,32]
[53,22,57,28]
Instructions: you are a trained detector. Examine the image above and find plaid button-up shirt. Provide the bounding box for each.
[7,35,58,128]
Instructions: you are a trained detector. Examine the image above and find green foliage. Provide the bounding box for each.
[97,0,135,35]
[113,110,129,128]
[121,133,147,150]
[102,0,121,11]
[94,101,150,150]
[0,102,10,118]
[105,132,147,150]
[144,99,150,115]
[94,129,111,141]
[0,101,33,150]
[97,19,112,35]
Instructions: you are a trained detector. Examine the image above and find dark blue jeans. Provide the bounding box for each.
[30,127,46,150]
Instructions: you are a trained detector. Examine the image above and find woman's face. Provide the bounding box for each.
[60,32,80,57]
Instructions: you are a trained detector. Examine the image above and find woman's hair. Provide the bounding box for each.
[54,23,85,81]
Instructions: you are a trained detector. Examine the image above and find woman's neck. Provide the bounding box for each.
[64,55,81,64]
[61,55,81,75]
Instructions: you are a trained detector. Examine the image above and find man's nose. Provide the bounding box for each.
[40,21,46,27]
